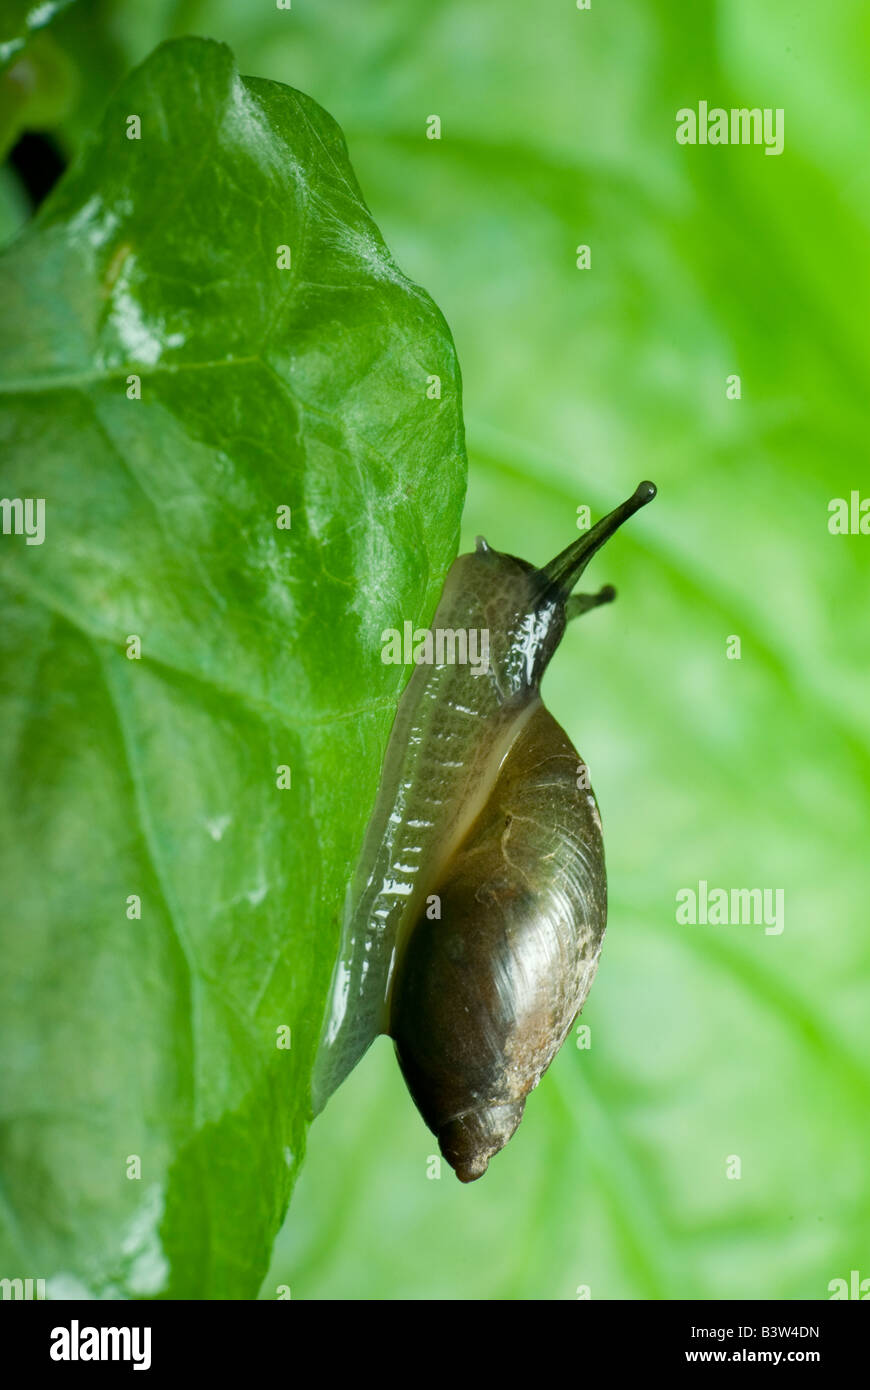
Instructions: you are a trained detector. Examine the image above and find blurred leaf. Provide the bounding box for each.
[0,35,78,160]
[0,35,465,1297]
[0,0,76,72]
[0,162,27,243]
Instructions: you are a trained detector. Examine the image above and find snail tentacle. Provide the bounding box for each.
[540,480,656,599]
[566,584,617,621]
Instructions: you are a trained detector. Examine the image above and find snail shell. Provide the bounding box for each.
[312,481,656,1180]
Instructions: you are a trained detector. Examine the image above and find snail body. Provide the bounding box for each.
[313,481,656,1180]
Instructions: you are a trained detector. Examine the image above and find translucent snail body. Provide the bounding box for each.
[312,481,657,1180]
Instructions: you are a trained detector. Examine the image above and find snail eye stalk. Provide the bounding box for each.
[540,480,656,600]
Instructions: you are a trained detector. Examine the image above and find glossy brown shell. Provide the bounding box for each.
[390,701,606,1181]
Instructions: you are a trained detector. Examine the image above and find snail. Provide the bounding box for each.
[312,480,656,1181]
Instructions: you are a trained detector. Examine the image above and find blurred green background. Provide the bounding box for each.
[4,0,869,1299]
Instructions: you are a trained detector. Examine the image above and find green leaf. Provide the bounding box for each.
[0,35,465,1298]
